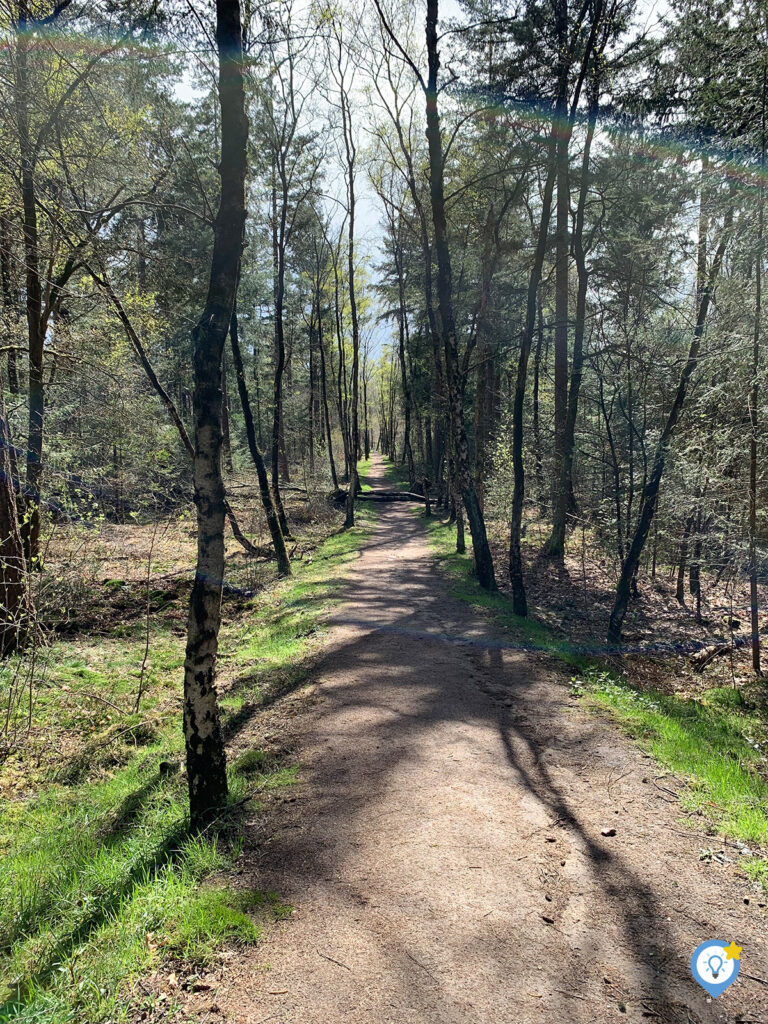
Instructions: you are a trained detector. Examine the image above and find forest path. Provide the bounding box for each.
[215,454,767,1024]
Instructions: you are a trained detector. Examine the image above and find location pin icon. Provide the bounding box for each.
[691,941,741,998]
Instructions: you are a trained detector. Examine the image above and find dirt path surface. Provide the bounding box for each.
[214,455,767,1024]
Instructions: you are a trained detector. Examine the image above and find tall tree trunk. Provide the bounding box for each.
[229,302,291,576]
[546,0,608,554]
[308,307,315,476]
[676,515,693,604]
[749,67,765,676]
[549,102,571,554]
[335,32,360,530]
[271,184,291,538]
[317,303,339,491]
[607,218,729,644]
[0,215,19,395]
[376,65,446,507]
[533,293,545,505]
[509,133,558,614]
[332,247,351,482]
[424,0,495,590]
[183,0,248,830]
[549,86,597,554]
[221,351,233,473]
[690,505,703,623]
[362,360,370,461]
[13,3,44,561]
[473,205,498,510]
[394,235,416,489]
[0,368,30,654]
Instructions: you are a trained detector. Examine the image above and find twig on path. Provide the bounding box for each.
[520,817,567,842]
[555,990,586,1001]
[744,972,768,987]
[316,948,352,971]
[606,768,632,798]
[405,949,438,983]
[652,778,679,802]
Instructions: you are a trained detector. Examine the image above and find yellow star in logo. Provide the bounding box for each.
[723,942,742,961]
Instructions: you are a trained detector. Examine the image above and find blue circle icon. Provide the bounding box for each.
[691,940,741,998]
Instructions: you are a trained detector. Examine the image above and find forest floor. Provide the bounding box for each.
[0,484,375,1024]
[170,453,768,1024]
[483,508,768,700]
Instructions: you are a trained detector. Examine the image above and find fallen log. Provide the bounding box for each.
[355,490,426,503]
[690,643,731,673]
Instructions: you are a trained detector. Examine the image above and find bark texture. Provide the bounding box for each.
[183,0,248,829]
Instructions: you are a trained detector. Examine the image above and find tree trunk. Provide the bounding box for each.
[271,211,291,538]
[424,0,495,590]
[549,110,571,554]
[336,36,360,530]
[394,238,416,489]
[607,218,729,644]
[221,351,233,473]
[0,215,19,395]
[0,368,30,654]
[533,293,545,506]
[363,360,370,461]
[229,301,291,577]
[13,4,44,561]
[183,0,248,830]
[473,204,499,510]
[317,303,339,491]
[550,89,597,554]
[690,509,702,624]
[749,67,765,675]
[676,515,693,604]
[308,307,315,477]
[509,132,558,614]
[332,246,351,482]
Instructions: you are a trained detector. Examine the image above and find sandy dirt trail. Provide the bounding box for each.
[215,454,767,1024]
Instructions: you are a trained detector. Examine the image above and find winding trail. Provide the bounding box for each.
[216,454,767,1024]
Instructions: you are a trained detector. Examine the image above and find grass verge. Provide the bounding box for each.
[422,514,768,880]
[357,455,374,490]
[378,454,411,490]
[0,498,375,1024]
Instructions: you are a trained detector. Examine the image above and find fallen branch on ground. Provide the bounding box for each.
[354,490,426,503]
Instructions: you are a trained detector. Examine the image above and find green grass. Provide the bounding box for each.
[378,454,410,490]
[356,452,410,493]
[422,514,768,879]
[571,668,768,846]
[357,455,374,490]
[0,501,376,1024]
[0,744,274,1024]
